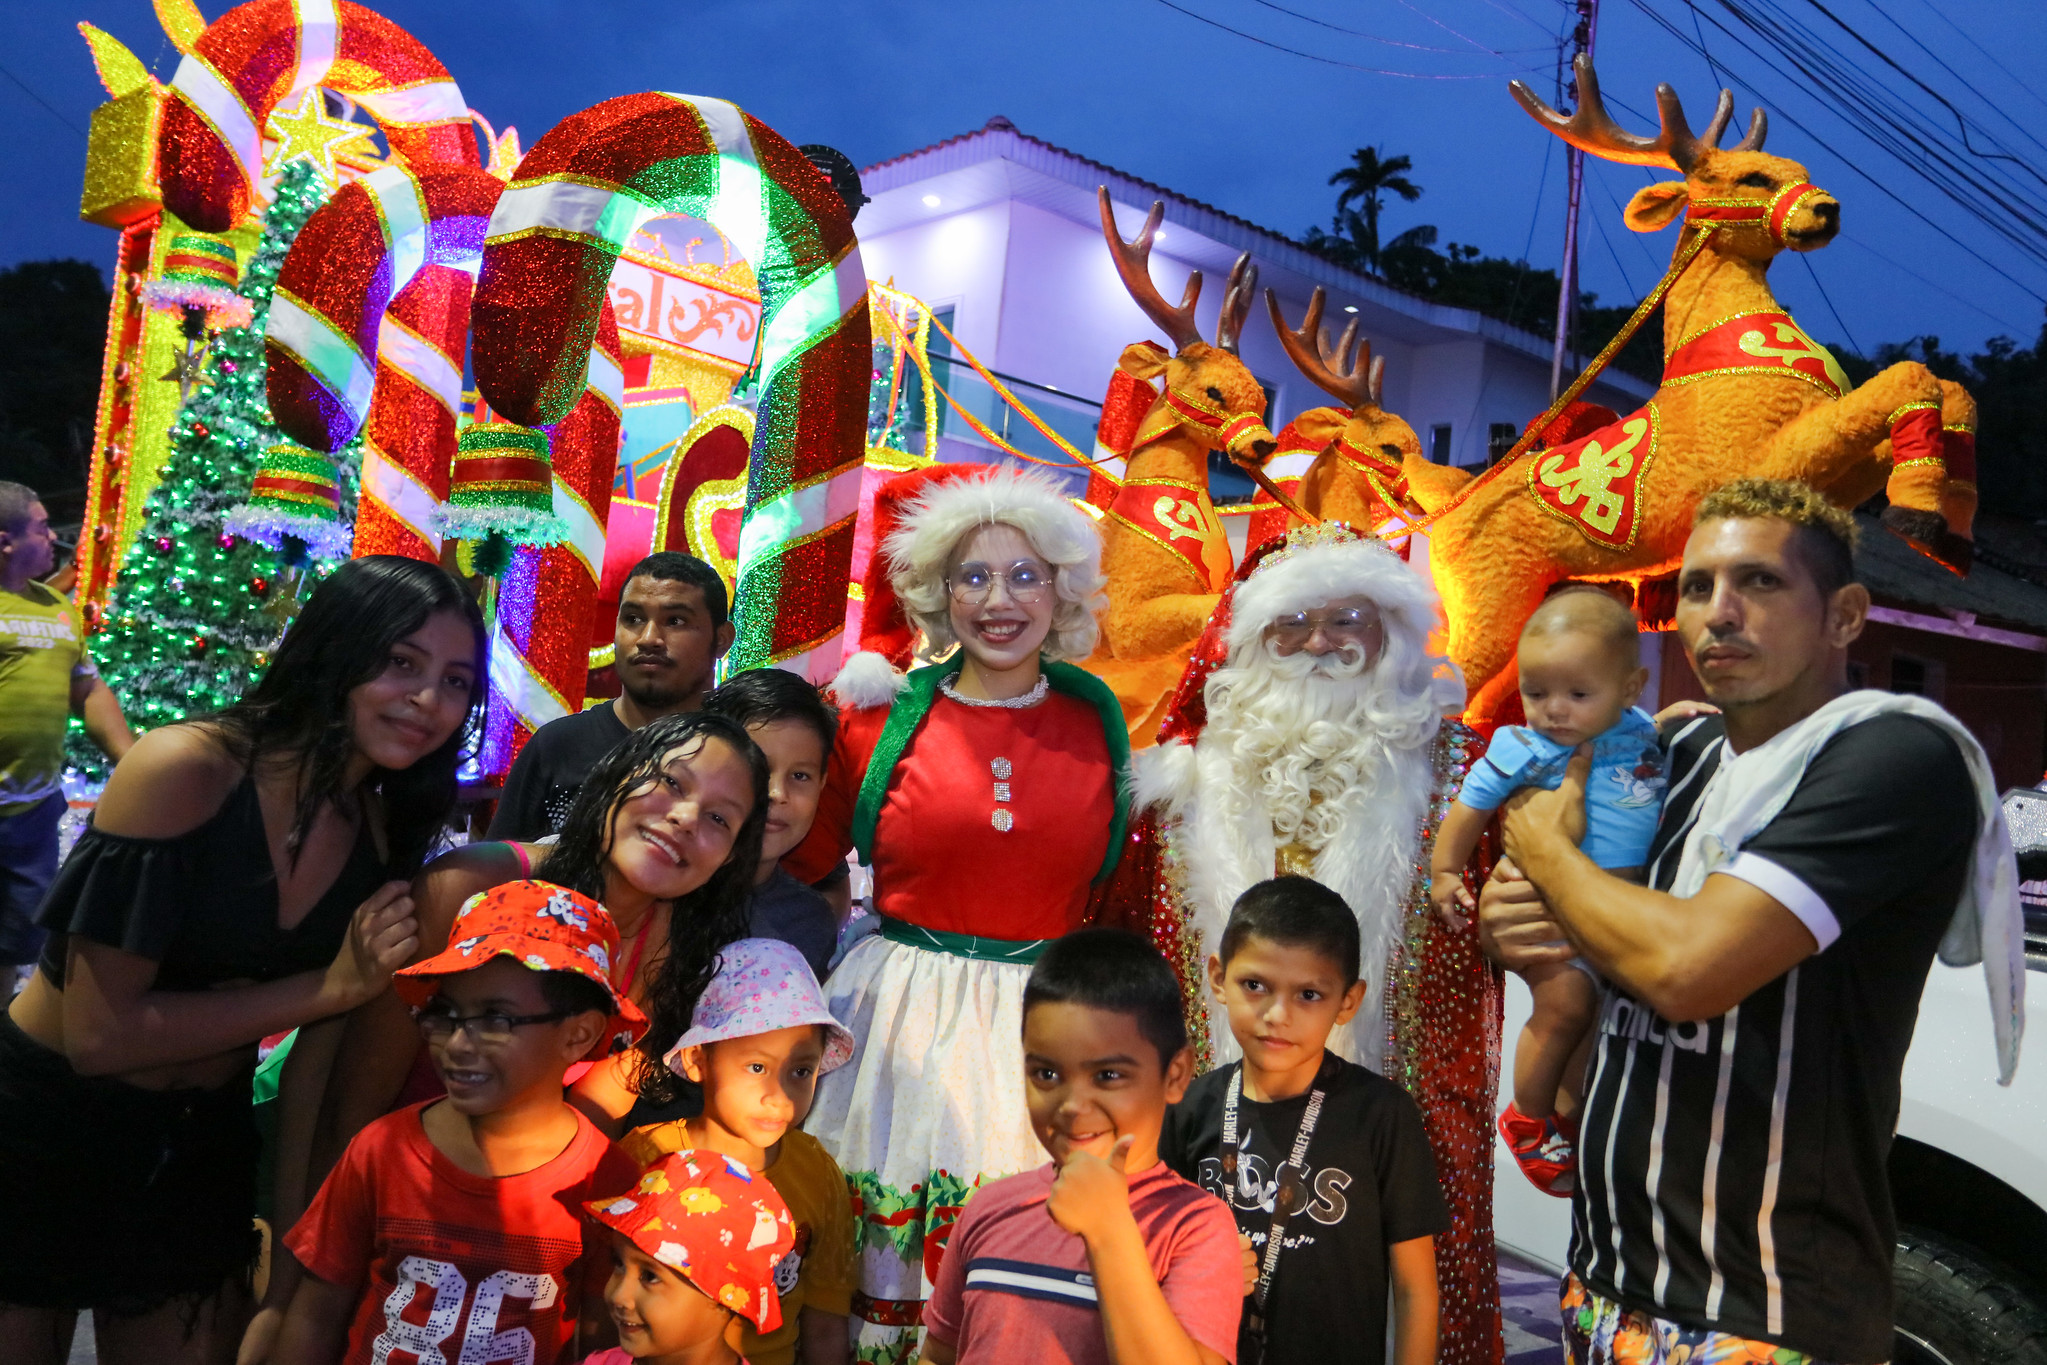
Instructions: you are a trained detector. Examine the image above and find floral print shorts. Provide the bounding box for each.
[1561,1274,1824,1365]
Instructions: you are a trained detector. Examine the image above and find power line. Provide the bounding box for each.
[1621,0,2047,303]
[1854,0,2047,164]
[1146,0,1547,76]
[1893,0,2047,130]
[0,61,85,138]
[1795,252,1861,355]
[1465,0,1570,41]
[1684,1,2047,253]
[1243,0,1548,54]
[1796,0,2047,192]
[1834,234,2036,335]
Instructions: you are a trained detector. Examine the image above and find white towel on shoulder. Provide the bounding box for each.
[1672,689,2025,1084]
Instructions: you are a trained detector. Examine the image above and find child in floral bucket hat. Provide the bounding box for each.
[394,878,650,1059]
[582,1149,798,1365]
[624,939,857,1365]
[276,881,646,1365]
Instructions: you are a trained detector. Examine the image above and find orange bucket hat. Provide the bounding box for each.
[585,1150,796,1332]
[394,879,649,1061]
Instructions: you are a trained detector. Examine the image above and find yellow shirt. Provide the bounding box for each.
[0,581,90,816]
[622,1123,857,1365]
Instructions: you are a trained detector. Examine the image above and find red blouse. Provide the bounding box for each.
[785,689,1115,940]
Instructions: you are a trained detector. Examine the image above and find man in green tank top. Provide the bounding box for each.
[0,482,132,993]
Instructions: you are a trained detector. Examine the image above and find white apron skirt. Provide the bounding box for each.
[808,930,1045,1363]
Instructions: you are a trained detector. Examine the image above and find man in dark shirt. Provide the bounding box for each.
[487,552,732,841]
[1480,479,2002,1364]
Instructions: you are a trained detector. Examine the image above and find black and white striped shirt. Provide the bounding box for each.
[1569,711,1974,1361]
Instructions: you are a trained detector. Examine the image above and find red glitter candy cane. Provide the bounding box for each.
[480,304,624,778]
[159,0,479,232]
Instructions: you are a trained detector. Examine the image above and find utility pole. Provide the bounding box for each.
[1550,0,1599,402]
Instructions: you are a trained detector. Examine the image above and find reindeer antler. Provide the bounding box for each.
[1509,55,1766,172]
[1216,253,1259,355]
[1266,287,1382,410]
[1098,187,1204,352]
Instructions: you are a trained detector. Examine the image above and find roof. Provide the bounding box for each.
[860,118,1656,402]
[1855,511,2047,635]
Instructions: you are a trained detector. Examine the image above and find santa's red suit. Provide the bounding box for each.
[1100,521,1505,1365]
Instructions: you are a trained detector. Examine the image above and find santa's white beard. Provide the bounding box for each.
[1183,639,1442,1069]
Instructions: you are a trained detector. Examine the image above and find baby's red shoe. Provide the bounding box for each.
[1498,1102,1577,1197]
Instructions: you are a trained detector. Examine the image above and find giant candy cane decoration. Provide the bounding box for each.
[484,312,625,774]
[264,164,503,558]
[471,91,870,680]
[159,0,479,231]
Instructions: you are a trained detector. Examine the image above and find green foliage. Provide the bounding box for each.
[0,260,113,524]
[1378,236,1664,384]
[1317,146,1422,273]
[1302,153,1662,384]
[73,159,360,774]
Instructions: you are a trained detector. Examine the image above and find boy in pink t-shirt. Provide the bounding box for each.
[921,929,1242,1365]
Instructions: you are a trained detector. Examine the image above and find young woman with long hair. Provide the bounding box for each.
[0,556,485,1365]
[293,708,768,1137]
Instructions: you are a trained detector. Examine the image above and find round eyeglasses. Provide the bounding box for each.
[1267,606,1382,648]
[414,1006,572,1047]
[946,560,1053,606]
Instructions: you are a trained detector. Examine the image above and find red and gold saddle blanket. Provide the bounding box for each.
[1528,311,1850,550]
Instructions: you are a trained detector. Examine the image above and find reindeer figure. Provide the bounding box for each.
[1263,286,1476,526]
[1086,187,1278,734]
[1287,59,1975,724]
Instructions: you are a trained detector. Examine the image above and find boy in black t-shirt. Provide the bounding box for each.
[1162,876,1445,1365]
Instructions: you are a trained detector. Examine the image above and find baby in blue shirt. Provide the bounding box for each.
[1430,587,1666,1197]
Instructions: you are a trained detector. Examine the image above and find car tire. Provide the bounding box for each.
[1894,1226,2047,1365]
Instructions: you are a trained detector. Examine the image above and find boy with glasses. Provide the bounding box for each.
[276,881,645,1364]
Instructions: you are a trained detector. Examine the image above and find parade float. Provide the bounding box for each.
[52,5,2022,1364]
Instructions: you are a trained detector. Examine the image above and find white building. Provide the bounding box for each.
[855,116,1653,489]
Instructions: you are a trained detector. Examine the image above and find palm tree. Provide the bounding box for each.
[1328,147,1422,273]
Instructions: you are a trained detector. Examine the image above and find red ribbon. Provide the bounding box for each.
[451,454,550,489]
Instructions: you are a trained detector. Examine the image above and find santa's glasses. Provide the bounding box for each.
[1267,606,1381,647]
[947,560,1053,605]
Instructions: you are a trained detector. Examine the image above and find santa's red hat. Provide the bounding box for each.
[1155,521,1462,746]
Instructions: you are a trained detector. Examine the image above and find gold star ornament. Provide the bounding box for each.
[263,88,376,188]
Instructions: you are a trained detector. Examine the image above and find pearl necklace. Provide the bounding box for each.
[939,674,1050,709]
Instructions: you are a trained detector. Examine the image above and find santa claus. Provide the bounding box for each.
[1116,520,1504,1365]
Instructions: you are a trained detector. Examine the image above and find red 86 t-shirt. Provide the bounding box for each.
[287,1101,640,1365]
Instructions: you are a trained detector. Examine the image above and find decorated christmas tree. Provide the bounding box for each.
[74,159,360,773]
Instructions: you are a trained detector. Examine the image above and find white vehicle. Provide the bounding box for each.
[1491,786,2047,1364]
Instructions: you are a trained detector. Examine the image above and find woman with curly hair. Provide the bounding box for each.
[778,464,1130,1358]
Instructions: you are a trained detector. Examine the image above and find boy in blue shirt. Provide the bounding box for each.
[1430,587,1668,1196]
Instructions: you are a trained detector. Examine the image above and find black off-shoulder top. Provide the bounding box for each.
[35,774,386,991]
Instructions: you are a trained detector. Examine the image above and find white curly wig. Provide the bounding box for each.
[884,466,1107,663]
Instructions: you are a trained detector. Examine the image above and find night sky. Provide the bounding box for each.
[3,0,2041,359]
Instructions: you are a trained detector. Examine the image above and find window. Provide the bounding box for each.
[1488,422,1518,466]
[1431,423,1453,464]
[1889,653,1944,701]
[899,306,954,441]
